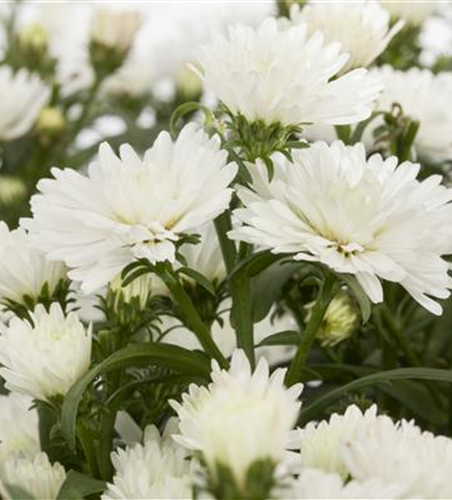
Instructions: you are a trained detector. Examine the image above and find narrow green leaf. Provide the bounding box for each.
[299,367,452,425]
[57,471,106,500]
[170,101,214,136]
[338,273,372,323]
[178,267,216,296]
[257,330,301,347]
[61,343,210,451]
[229,250,285,281]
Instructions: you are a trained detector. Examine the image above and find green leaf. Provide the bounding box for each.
[299,367,452,425]
[57,471,106,500]
[338,274,372,323]
[257,330,301,347]
[178,267,216,296]
[229,250,285,281]
[170,101,214,136]
[61,343,210,451]
[3,485,35,500]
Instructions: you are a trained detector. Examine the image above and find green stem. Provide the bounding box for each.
[214,211,237,274]
[231,274,255,369]
[163,270,228,368]
[286,275,336,386]
[77,422,100,479]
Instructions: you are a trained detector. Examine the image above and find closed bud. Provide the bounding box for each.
[36,107,65,137]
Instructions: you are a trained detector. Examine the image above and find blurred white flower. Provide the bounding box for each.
[382,0,436,26]
[24,124,237,293]
[298,405,378,478]
[196,18,382,127]
[0,393,40,462]
[90,8,142,55]
[287,468,403,499]
[341,410,452,498]
[0,453,65,500]
[171,350,303,490]
[102,422,192,500]
[0,303,92,401]
[0,222,66,306]
[230,141,452,315]
[291,1,403,73]
[0,67,50,140]
[368,66,452,163]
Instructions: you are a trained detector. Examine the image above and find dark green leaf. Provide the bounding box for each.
[178,267,215,296]
[257,330,301,347]
[61,343,210,451]
[57,471,106,500]
[338,274,372,323]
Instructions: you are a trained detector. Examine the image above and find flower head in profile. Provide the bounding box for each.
[0,303,92,401]
[0,453,65,500]
[230,141,452,315]
[0,393,40,462]
[170,350,303,496]
[368,66,452,163]
[0,66,50,140]
[196,18,382,128]
[291,1,404,73]
[0,222,66,309]
[381,0,436,26]
[102,422,192,500]
[24,124,237,293]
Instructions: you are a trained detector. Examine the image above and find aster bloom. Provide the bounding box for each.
[0,393,40,462]
[341,409,452,498]
[0,453,66,500]
[0,222,66,307]
[0,66,50,141]
[170,350,303,494]
[229,141,452,315]
[368,66,452,163]
[23,124,237,293]
[291,0,404,73]
[0,303,92,401]
[196,18,382,128]
[382,0,437,26]
[102,422,192,500]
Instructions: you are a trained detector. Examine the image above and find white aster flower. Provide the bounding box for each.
[298,405,378,479]
[229,141,452,315]
[382,0,437,26]
[368,66,452,163]
[170,350,303,490]
[23,124,237,293]
[90,8,142,55]
[341,410,452,498]
[0,452,65,500]
[291,1,404,73]
[0,66,50,141]
[102,422,192,500]
[0,393,40,462]
[196,18,382,127]
[0,303,92,401]
[0,222,66,307]
[286,468,403,499]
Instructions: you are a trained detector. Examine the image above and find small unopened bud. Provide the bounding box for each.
[36,107,65,136]
[310,292,358,347]
[90,9,142,75]
[175,64,203,102]
[110,274,153,311]
[0,176,27,207]
[18,23,48,57]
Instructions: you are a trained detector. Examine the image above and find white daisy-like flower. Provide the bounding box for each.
[0,222,66,307]
[382,0,437,26]
[102,421,192,500]
[196,18,382,127]
[229,141,452,315]
[0,303,92,401]
[170,350,303,490]
[291,1,404,73]
[286,468,403,499]
[341,410,452,498]
[368,66,452,163]
[0,66,50,141]
[0,452,65,500]
[23,124,237,293]
[90,8,142,56]
[0,393,40,462]
[298,405,378,479]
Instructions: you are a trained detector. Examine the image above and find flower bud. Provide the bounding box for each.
[175,64,203,103]
[36,107,65,137]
